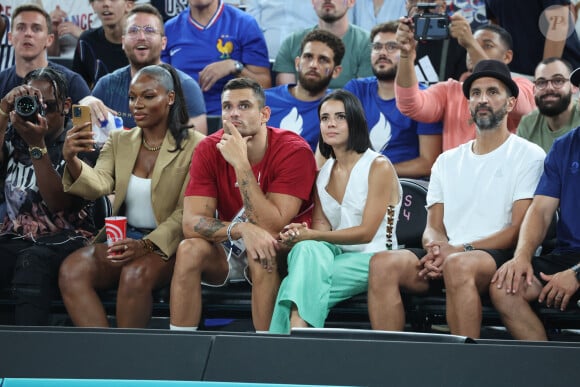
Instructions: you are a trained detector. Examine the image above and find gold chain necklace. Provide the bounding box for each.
[142,136,162,152]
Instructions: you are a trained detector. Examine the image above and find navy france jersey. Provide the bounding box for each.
[344,77,442,164]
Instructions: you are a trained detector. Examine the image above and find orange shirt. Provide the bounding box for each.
[395,77,536,151]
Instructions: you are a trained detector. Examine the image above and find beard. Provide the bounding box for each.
[373,64,397,82]
[471,102,509,131]
[535,92,572,117]
[320,14,342,23]
[298,71,333,95]
[318,3,347,23]
[125,49,159,69]
[128,55,158,69]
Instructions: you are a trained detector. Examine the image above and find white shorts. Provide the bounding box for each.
[201,244,251,288]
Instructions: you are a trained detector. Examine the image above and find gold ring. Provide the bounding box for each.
[124,245,128,251]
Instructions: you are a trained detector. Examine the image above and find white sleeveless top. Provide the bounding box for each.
[125,174,157,229]
[317,149,402,253]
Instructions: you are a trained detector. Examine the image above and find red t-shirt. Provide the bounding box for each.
[185,127,316,223]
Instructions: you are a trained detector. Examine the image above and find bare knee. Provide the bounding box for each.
[369,252,394,288]
[444,252,497,293]
[489,284,512,312]
[119,262,156,295]
[247,258,280,286]
[174,239,209,277]
[369,251,415,288]
[489,280,533,313]
[442,253,474,288]
[58,246,97,295]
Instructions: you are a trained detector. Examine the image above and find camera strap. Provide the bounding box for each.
[438,39,449,82]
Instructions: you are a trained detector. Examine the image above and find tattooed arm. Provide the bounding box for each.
[182,194,279,266]
[234,166,303,234]
[218,121,305,234]
[182,195,230,242]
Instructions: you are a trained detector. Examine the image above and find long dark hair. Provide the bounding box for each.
[318,90,372,159]
[133,64,191,152]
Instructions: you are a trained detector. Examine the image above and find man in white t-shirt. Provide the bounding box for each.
[367,60,546,339]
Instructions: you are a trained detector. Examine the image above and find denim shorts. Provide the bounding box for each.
[126,225,153,240]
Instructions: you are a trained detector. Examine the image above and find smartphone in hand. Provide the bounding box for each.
[71,104,92,128]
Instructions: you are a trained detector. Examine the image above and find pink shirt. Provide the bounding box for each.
[395,77,535,151]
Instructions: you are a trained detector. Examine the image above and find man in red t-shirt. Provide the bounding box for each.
[170,78,317,332]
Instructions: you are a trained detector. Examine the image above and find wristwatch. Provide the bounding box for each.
[572,264,580,282]
[463,243,474,252]
[233,60,244,75]
[29,146,48,160]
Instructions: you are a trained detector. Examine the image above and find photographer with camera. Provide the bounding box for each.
[394,8,536,151]
[0,67,97,326]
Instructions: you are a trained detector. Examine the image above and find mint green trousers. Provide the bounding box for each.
[269,240,373,334]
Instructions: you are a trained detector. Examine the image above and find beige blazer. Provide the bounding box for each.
[63,127,205,258]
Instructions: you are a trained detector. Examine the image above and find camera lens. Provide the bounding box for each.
[15,95,41,123]
[16,96,36,114]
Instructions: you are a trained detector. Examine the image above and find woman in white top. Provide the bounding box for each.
[269,90,402,334]
[59,64,204,328]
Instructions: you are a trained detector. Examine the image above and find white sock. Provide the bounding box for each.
[169,324,198,331]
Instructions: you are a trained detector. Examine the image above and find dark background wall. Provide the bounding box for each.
[0,327,577,387]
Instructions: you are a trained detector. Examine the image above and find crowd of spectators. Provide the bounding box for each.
[0,0,579,342]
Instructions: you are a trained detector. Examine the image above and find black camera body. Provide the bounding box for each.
[15,95,45,124]
[412,3,450,41]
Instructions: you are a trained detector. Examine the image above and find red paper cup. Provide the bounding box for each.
[105,216,127,246]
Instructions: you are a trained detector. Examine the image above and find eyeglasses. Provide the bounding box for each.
[534,77,569,90]
[44,100,60,114]
[370,42,400,53]
[126,25,161,38]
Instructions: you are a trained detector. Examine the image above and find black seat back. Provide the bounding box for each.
[206,115,223,135]
[93,195,113,230]
[396,178,429,249]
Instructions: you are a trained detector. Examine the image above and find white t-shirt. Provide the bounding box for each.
[427,134,545,245]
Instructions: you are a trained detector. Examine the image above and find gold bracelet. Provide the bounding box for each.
[142,238,167,258]
[141,238,156,252]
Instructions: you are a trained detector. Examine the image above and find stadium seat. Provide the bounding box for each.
[396,178,429,249]
[206,115,223,135]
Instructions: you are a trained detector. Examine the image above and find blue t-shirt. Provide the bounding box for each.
[534,127,580,254]
[344,77,442,164]
[265,84,326,152]
[161,1,270,115]
[0,62,90,104]
[92,65,206,129]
